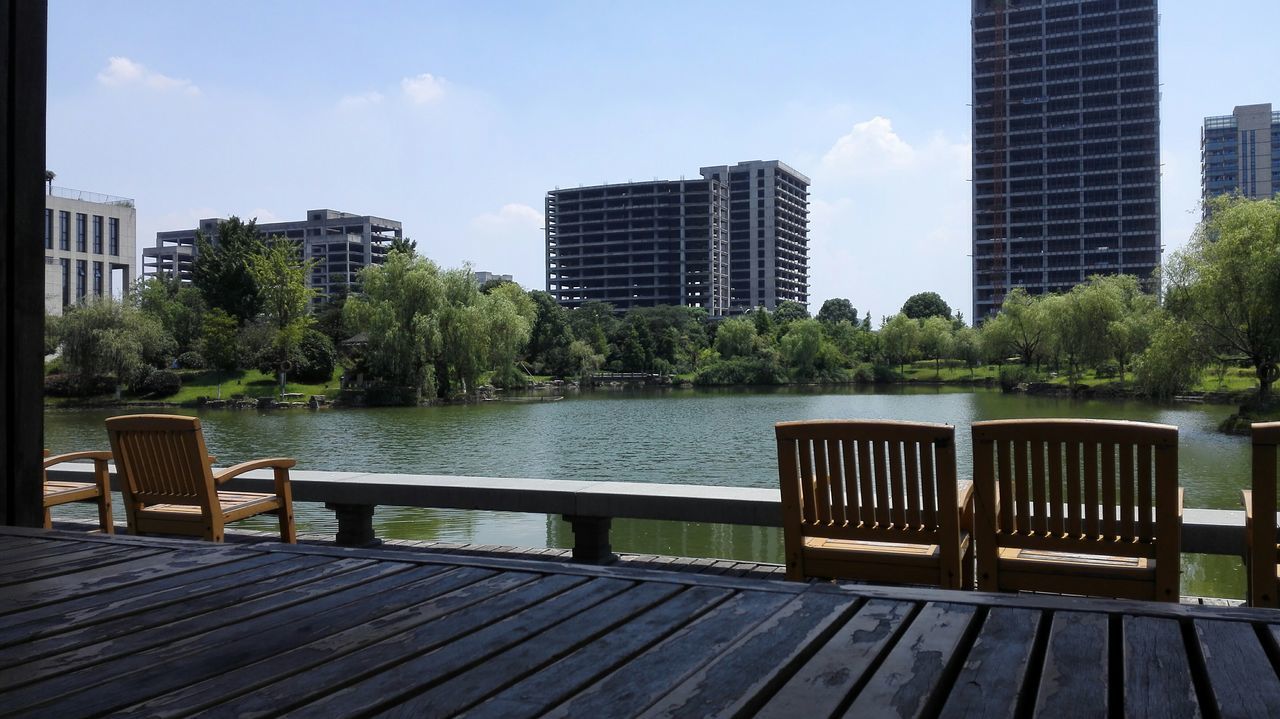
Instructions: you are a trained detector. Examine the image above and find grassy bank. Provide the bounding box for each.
[45,367,343,407]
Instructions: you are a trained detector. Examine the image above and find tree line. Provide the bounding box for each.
[44,195,1280,404]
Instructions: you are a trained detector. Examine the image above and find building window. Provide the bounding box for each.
[75,213,87,252]
[92,215,104,254]
[44,209,52,249]
[93,261,104,297]
[59,210,70,250]
[75,260,87,301]
[109,217,119,256]
[60,259,70,307]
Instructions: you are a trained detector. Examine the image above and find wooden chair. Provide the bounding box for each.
[43,449,114,533]
[971,418,1181,602]
[776,420,973,589]
[1243,422,1280,607]
[104,414,297,543]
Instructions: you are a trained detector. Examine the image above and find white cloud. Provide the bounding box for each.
[338,91,384,109]
[97,56,199,96]
[821,116,917,175]
[809,116,971,320]
[401,73,446,105]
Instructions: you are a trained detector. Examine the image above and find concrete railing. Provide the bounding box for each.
[45,464,1248,564]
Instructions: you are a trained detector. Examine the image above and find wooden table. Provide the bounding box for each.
[1,526,1278,718]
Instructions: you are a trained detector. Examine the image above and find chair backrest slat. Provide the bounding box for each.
[919,441,938,528]
[107,415,215,509]
[973,419,1177,551]
[1137,442,1153,539]
[1012,439,1030,534]
[1082,441,1099,537]
[903,440,920,529]
[997,440,1014,532]
[855,439,874,526]
[776,420,957,537]
[1047,441,1064,535]
[1119,443,1135,539]
[1101,443,1117,539]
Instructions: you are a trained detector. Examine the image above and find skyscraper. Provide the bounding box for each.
[1202,103,1280,209]
[545,160,809,315]
[971,0,1161,321]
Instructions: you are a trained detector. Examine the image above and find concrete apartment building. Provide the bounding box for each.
[144,209,402,300]
[971,0,1162,321]
[545,160,809,316]
[43,186,137,316]
[699,161,811,311]
[1202,103,1280,209]
[473,271,514,286]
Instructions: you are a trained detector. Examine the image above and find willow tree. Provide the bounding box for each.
[54,298,173,399]
[484,282,537,388]
[343,250,444,402]
[1166,195,1280,399]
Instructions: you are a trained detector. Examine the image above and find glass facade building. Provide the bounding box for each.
[971,0,1161,321]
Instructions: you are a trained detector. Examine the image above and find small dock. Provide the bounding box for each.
[3,526,1279,717]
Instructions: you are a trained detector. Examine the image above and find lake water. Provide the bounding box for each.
[43,386,1250,597]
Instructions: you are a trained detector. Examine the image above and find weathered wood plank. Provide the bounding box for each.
[758,599,912,718]
[844,602,978,719]
[121,567,532,718]
[536,590,794,717]
[0,551,300,647]
[0,560,431,712]
[1193,619,1280,718]
[464,585,733,719]
[0,545,273,634]
[1033,611,1108,718]
[0,554,343,667]
[939,607,1041,719]
[379,581,682,718]
[638,591,858,717]
[281,574,607,717]
[0,545,153,585]
[1122,616,1199,719]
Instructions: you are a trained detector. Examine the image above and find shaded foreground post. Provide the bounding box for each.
[326,503,381,547]
[0,0,48,527]
[563,514,616,564]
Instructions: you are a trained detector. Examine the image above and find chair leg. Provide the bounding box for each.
[43,507,52,529]
[278,503,296,544]
[97,492,114,535]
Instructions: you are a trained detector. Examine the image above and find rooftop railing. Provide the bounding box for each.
[47,185,135,207]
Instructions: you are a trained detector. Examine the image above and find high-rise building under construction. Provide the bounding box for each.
[971,0,1161,321]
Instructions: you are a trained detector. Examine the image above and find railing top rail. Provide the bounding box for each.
[44,464,1243,555]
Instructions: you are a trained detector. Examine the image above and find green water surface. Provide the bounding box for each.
[43,386,1249,597]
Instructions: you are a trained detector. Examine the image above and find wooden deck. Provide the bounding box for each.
[3,527,1280,717]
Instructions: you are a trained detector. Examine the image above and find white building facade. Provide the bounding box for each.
[44,187,137,316]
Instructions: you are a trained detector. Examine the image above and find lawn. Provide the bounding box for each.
[44,367,344,406]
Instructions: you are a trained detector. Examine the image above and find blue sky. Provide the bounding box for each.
[47,1,1280,322]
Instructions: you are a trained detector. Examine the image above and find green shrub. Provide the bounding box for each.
[44,373,115,397]
[693,356,785,386]
[998,365,1032,391]
[140,369,182,397]
[293,330,337,384]
[176,351,206,370]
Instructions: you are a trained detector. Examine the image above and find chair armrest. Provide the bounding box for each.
[44,450,112,469]
[213,458,297,484]
[1243,489,1254,520]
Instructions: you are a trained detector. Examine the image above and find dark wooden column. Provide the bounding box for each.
[0,0,47,527]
